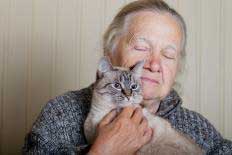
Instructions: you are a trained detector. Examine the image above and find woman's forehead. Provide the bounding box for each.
[128,35,178,51]
[123,11,182,48]
[125,11,181,33]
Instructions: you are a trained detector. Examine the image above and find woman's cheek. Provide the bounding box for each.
[122,51,146,67]
[162,59,178,80]
[160,64,177,97]
[130,51,148,63]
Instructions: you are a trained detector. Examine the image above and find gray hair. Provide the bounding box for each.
[103,0,187,73]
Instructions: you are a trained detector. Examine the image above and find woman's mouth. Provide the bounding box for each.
[141,76,160,84]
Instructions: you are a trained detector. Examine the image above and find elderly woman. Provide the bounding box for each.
[23,0,232,154]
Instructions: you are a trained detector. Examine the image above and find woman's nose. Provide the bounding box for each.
[144,55,161,73]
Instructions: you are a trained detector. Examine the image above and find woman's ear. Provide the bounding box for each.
[96,56,113,79]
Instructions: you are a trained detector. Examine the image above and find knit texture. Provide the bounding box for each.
[22,85,232,155]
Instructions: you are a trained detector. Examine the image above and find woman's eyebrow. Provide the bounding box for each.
[164,45,177,52]
[135,37,149,42]
[128,35,178,51]
[133,37,152,46]
[127,35,151,46]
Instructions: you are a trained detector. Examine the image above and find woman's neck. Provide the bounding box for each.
[142,98,161,114]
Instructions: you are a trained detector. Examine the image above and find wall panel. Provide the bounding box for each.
[53,0,81,96]
[1,0,32,153]
[165,0,179,9]
[29,0,58,131]
[199,0,222,131]
[223,0,232,140]
[79,0,105,88]
[104,0,126,30]
[0,0,10,153]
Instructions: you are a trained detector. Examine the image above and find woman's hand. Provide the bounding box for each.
[88,106,153,155]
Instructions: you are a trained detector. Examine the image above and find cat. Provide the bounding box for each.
[84,57,204,155]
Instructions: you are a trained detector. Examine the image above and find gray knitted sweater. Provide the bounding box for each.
[23,85,232,155]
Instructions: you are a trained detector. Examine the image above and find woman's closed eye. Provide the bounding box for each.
[134,45,150,52]
[162,49,177,60]
[163,53,175,59]
[131,37,151,52]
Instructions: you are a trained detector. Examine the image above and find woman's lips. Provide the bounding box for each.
[141,77,160,84]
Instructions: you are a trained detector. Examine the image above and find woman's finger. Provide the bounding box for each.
[118,106,136,118]
[131,107,143,124]
[139,117,149,133]
[141,127,153,145]
[99,109,117,127]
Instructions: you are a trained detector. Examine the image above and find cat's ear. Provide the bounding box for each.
[97,56,113,79]
[131,60,145,78]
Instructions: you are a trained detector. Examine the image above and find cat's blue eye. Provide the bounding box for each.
[131,84,138,90]
[112,83,121,90]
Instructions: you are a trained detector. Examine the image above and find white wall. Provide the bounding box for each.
[0,0,231,154]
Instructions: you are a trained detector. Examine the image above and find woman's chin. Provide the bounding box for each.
[142,89,160,100]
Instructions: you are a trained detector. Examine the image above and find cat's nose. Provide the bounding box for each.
[124,89,131,97]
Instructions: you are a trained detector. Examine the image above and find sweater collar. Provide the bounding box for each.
[156,89,182,118]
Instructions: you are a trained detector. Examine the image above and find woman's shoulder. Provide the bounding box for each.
[40,87,92,120]
[35,85,93,126]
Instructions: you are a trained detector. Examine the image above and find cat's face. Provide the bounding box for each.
[95,57,144,107]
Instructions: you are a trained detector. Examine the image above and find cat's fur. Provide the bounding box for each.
[84,57,204,155]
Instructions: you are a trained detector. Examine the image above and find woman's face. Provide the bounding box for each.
[109,11,182,101]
